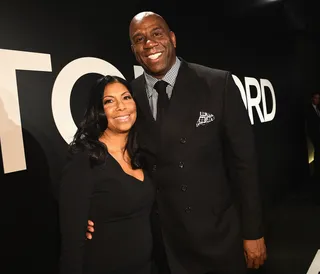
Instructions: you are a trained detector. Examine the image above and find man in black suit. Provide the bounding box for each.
[87,11,267,274]
[305,92,320,180]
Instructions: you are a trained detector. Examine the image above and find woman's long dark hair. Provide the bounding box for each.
[68,75,142,169]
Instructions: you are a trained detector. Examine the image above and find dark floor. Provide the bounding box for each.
[250,178,320,274]
[5,178,320,274]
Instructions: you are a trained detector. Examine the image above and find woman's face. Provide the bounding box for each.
[102,82,137,134]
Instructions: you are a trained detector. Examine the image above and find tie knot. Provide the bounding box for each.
[154,80,168,95]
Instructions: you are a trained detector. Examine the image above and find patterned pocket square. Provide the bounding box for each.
[196,111,215,127]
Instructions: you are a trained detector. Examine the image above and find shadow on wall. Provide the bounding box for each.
[0,97,60,274]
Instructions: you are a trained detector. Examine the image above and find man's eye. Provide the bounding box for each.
[135,37,144,44]
[153,31,162,37]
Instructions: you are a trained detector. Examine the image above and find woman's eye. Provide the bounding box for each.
[124,95,132,100]
[104,99,113,104]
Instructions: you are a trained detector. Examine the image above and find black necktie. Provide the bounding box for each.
[154,80,169,123]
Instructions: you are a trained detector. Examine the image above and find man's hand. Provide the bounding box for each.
[243,237,267,269]
[86,220,94,240]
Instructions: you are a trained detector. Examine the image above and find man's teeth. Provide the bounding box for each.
[148,53,161,60]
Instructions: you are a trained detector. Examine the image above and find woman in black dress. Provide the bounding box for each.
[58,75,156,274]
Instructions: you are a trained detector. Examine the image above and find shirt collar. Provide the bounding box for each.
[144,57,181,98]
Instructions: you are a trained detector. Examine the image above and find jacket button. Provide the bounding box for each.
[178,162,184,168]
[180,184,187,192]
[180,137,187,144]
[152,164,157,172]
[185,206,192,213]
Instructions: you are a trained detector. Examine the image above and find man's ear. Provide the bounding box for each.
[170,31,177,48]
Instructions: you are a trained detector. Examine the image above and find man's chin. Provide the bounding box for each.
[144,65,167,77]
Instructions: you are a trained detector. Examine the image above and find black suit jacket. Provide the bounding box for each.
[131,59,263,274]
[305,104,320,145]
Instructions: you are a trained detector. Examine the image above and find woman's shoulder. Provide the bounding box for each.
[63,148,91,167]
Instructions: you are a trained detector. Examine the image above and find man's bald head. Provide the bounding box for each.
[129,11,170,38]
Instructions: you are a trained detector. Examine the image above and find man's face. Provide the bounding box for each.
[312,94,320,106]
[129,14,177,79]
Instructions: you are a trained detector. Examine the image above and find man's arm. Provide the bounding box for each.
[222,72,267,268]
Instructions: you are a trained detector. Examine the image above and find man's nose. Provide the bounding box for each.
[144,38,158,48]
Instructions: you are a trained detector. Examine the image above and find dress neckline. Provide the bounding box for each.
[108,153,145,183]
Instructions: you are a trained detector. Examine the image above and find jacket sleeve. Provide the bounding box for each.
[58,151,93,274]
[222,72,264,239]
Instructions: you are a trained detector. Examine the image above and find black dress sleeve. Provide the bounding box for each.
[58,151,93,274]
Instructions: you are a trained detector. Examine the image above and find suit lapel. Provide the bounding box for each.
[131,76,154,123]
[161,61,209,147]
[313,105,320,118]
[131,76,159,156]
